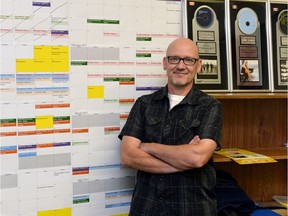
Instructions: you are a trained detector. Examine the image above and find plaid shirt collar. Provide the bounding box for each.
[154,85,201,106]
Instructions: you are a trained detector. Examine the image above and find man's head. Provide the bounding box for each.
[163,38,202,95]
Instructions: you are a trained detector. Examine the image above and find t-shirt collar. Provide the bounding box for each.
[155,85,200,106]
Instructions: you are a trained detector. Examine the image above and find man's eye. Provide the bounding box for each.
[170,57,179,61]
[185,58,193,63]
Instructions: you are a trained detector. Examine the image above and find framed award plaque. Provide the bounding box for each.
[229,0,270,91]
[183,0,229,92]
[270,1,288,91]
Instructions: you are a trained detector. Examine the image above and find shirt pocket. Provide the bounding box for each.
[144,116,163,143]
[176,118,201,141]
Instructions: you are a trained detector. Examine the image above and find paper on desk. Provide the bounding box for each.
[215,148,277,165]
[272,195,288,208]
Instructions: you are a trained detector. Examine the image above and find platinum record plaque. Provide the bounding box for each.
[235,7,262,86]
[192,6,221,84]
[276,9,288,86]
[238,8,258,35]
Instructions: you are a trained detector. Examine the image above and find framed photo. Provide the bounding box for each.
[196,58,219,84]
[238,59,261,86]
[183,0,229,92]
[229,0,270,91]
[270,2,288,91]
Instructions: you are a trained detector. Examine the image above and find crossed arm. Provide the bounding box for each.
[121,135,217,174]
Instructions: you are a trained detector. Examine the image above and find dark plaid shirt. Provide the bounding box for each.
[119,85,223,216]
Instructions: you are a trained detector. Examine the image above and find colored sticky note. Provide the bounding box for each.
[16,46,69,72]
[34,46,52,59]
[34,59,52,72]
[52,59,69,72]
[16,59,34,72]
[38,209,54,216]
[54,208,72,216]
[88,86,104,98]
[38,208,72,216]
[51,46,69,72]
[51,46,69,59]
[36,115,53,129]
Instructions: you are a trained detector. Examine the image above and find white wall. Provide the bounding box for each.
[0,0,182,215]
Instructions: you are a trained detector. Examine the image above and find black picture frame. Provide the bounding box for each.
[184,0,229,91]
[229,1,270,91]
[270,2,288,91]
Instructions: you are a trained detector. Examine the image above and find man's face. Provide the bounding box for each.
[163,42,201,89]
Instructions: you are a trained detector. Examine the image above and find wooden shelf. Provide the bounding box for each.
[211,93,287,202]
[214,147,288,163]
[209,92,288,99]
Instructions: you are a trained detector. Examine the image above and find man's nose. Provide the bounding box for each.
[176,59,186,68]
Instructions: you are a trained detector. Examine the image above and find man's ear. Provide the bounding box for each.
[163,57,167,70]
[196,59,202,74]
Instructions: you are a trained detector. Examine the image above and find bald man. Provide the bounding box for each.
[119,38,223,216]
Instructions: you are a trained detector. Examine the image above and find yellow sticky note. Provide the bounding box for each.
[54,208,72,216]
[51,46,69,72]
[51,46,69,59]
[88,86,104,98]
[34,46,52,72]
[52,59,69,72]
[34,46,52,59]
[34,59,52,72]
[38,210,53,216]
[36,115,53,129]
[38,208,72,216]
[16,46,69,73]
[16,59,34,72]
[34,46,69,72]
